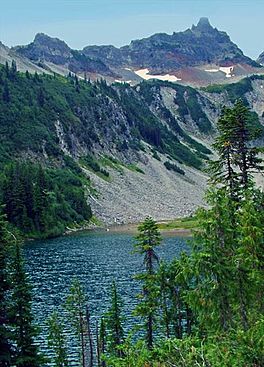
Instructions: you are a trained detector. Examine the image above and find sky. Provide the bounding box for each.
[0,0,263,59]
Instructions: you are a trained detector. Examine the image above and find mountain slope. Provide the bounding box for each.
[0,64,263,231]
[0,41,49,74]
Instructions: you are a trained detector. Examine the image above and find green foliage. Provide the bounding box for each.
[64,278,87,367]
[105,282,124,357]
[0,212,13,366]
[184,88,212,133]
[0,217,44,367]
[138,81,212,158]
[103,99,264,366]
[98,317,107,367]
[164,160,185,175]
[81,154,110,178]
[204,77,253,104]
[125,164,145,174]
[134,217,161,349]
[0,161,92,238]
[209,100,263,195]
[151,150,161,161]
[47,311,68,367]
[118,84,204,169]
[105,322,264,367]
[9,235,44,367]
[157,216,197,231]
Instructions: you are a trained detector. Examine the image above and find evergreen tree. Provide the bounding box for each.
[157,257,192,340]
[0,213,12,367]
[4,62,9,77]
[209,100,263,197]
[134,216,161,349]
[86,305,94,367]
[188,100,264,335]
[156,262,170,338]
[10,60,17,80]
[106,282,124,357]
[47,311,68,367]
[188,189,236,332]
[2,82,10,103]
[37,88,45,107]
[65,278,87,367]
[33,165,48,233]
[97,318,106,367]
[9,237,42,367]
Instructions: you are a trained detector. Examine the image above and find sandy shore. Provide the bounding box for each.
[84,222,193,237]
[64,223,192,237]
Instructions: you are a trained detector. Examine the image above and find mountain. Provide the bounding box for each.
[257,51,264,65]
[0,62,263,233]
[82,17,262,85]
[0,41,49,74]
[83,17,256,70]
[9,18,264,86]
[13,33,115,78]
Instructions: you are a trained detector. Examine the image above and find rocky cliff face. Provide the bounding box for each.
[84,17,256,72]
[14,33,114,76]
[7,18,264,86]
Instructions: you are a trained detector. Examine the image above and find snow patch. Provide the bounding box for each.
[219,66,234,78]
[134,68,181,82]
[205,66,234,78]
[115,80,132,84]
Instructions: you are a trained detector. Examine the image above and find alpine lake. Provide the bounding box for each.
[24,229,189,365]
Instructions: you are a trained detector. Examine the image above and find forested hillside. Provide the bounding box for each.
[0,60,264,236]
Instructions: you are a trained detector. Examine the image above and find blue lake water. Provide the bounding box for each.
[24,230,189,364]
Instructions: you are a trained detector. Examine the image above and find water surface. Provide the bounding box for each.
[24,231,188,363]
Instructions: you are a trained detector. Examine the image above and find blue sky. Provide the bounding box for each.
[0,0,263,59]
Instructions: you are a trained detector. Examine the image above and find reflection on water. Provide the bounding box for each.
[24,231,188,365]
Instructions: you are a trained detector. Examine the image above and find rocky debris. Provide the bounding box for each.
[86,153,207,225]
[0,41,49,74]
[246,79,264,118]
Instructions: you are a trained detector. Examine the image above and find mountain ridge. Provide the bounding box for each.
[5,18,263,86]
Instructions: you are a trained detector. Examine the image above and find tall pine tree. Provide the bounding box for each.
[0,213,12,367]
[134,216,161,349]
[9,237,42,367]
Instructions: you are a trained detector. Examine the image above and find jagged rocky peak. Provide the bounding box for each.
[31,33,72,58]
[14,32,72,63]
[192,17,214,32]
[33,33,70,50]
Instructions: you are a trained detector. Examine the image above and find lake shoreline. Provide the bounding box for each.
[65,221,193,238]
